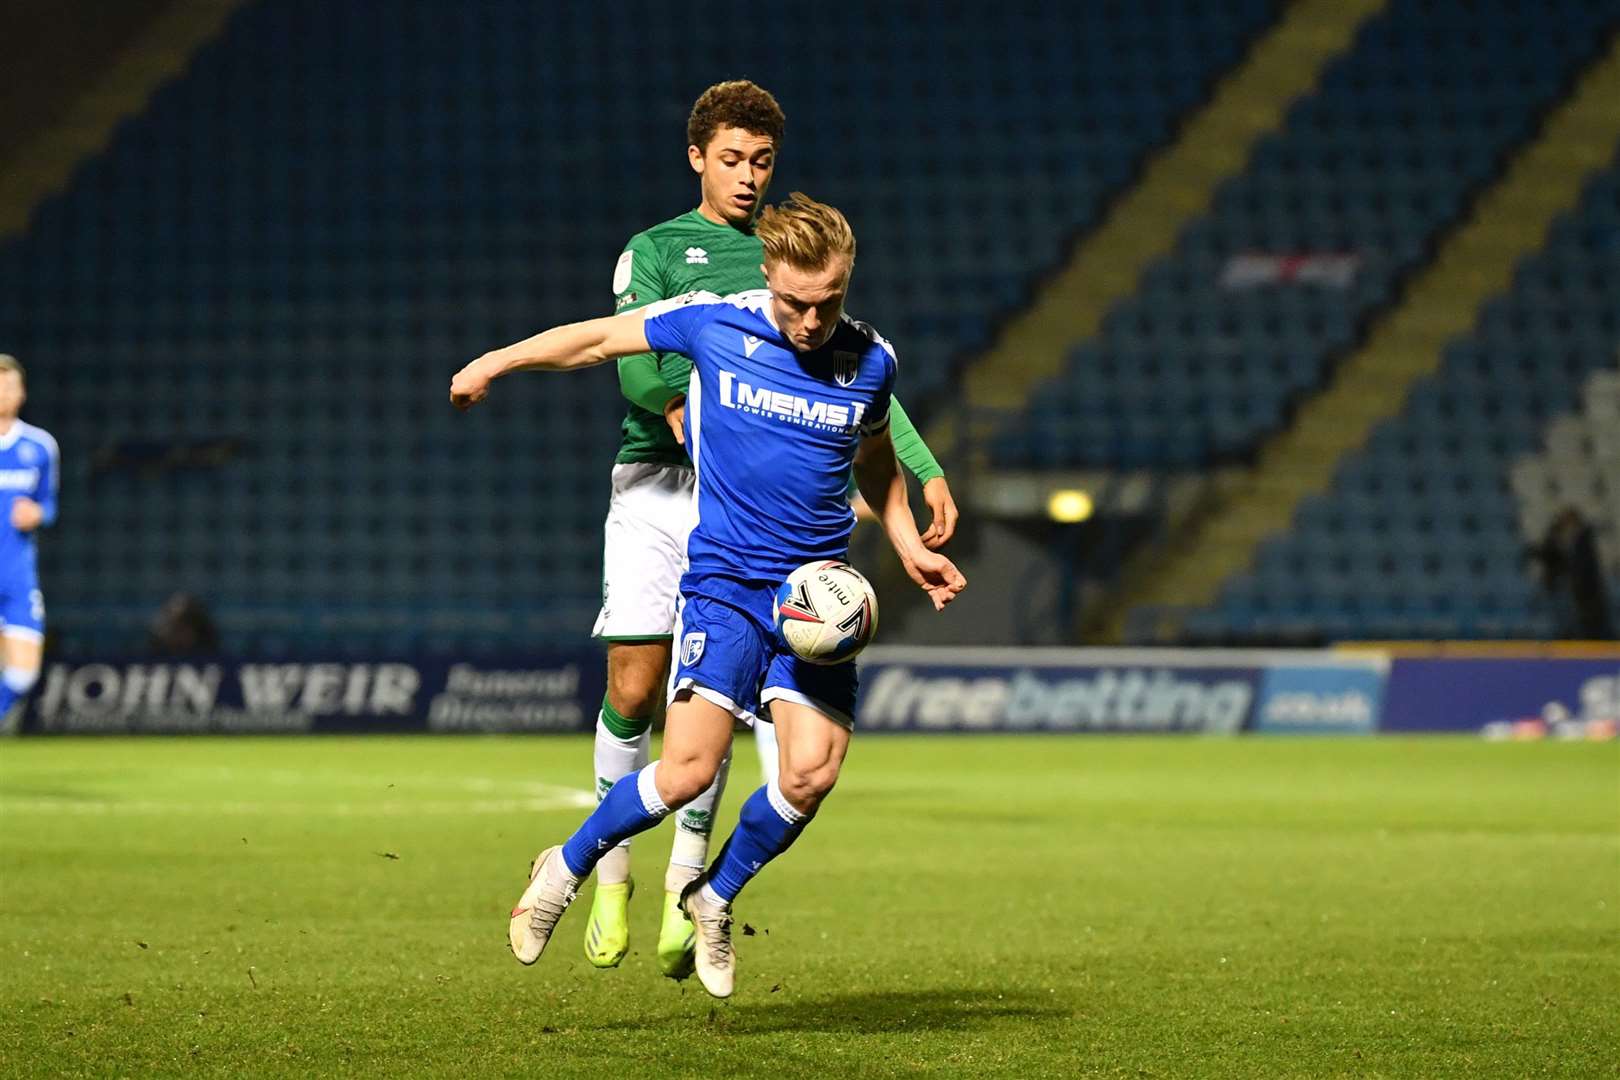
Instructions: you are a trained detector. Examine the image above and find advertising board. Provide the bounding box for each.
[24,654,605,735]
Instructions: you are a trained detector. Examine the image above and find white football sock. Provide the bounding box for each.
[666,747,731,894]
[592,718,650,886]
[754,719,781,786]
[595,845,630,887]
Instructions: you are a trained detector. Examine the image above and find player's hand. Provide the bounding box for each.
[449,363,492,410]
[918,476,959,549]
[10,498,41,532]
[664,394,687,446]
[903,548,966,611]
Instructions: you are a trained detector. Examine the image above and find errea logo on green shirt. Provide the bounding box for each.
[611,210,770,467]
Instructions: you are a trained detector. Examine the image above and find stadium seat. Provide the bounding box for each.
[990,0,1620,472]
[1194,148,1620,641]
[0,0,1280,654]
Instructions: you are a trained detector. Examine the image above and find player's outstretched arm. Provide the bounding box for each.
[853,429,966,611]
[449,311,655,410]
[889,397,956,549]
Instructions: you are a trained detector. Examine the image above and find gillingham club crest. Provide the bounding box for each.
[681,631,706,667]
[832,350,860,387]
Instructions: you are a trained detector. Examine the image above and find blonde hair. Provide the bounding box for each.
[0,355,22,382]
[755,192,856,271]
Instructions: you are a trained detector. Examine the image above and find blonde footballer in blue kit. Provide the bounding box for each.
[581,80,959,979]
[451,193,966,998]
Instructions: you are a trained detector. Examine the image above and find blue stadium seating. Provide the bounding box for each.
[1182,152,1620,643]
[0,0,1276,653]
[992,0,1620,471]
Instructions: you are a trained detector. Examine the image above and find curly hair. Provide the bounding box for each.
[687,80,785,152]
[755,192,856,270]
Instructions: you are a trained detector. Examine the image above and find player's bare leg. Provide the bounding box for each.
[684,699,849,998]
[769,700,850,817]
[583,640,736,978]
[512,692,734,968]
[583,640,665,967]
[0,630,42,733]
[649,693,738,810]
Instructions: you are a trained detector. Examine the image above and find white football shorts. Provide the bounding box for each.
[591,462,697,640]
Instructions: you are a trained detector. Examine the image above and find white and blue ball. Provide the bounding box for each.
[773,560,879,665]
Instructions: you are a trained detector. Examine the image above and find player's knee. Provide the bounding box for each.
[656,754,721,808]
[660,769,714,809]
[778,760,839,811]
[605,670,662,720]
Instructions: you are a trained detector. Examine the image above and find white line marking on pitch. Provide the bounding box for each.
[0,793,596,817]
[140,765,588,800]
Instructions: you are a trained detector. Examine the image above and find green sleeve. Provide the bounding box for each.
[889,396,944,484]
[612,233,678,413]
[619,358,677,414]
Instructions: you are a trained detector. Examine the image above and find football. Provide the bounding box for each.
[773,560,880,665]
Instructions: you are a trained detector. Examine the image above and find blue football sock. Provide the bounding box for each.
[560,763,671,877]
[706,781,810,903]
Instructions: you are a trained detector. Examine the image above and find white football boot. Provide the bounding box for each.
[679,879,736,998]
[509,846,580,965]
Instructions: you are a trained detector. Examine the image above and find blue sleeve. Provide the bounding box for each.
[33,435,58,526]
[642,291,723,360]
[860,346,897,436]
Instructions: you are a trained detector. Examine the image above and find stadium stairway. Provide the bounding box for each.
[1109,28,1620,643]
[1192,160,1620,643]
[884,0,1385,645]
[0,0,243,238]
[929,0,1387,459]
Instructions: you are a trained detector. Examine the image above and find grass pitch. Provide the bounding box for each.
[1,735,1615,1078]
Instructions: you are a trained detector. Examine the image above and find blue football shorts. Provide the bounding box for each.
[0,573,44,640]
[669,592,857,728]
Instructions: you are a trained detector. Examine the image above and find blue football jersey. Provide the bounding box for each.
[642,289,897,592]
[0,421,58,574]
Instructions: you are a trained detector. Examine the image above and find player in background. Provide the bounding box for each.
[589,80,958,977]
[453,193,965,998]
[0,356,57,730]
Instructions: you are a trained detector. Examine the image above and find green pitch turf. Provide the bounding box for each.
[1,735,1615,1078]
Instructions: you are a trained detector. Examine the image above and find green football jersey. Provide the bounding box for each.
[611,210,765,465]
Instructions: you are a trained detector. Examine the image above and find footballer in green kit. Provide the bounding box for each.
[584,80,958,978]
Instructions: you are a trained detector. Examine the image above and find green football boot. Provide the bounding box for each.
[582,879,632,969]
[656,888,697,980]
